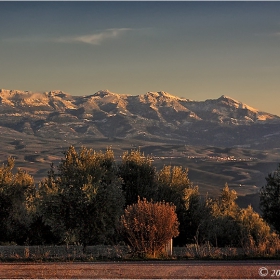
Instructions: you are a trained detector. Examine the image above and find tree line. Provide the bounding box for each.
[0,146,279,256]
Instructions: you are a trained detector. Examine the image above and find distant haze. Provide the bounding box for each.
[1,2,280,115]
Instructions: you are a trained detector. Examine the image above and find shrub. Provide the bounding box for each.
[121,198,179,257]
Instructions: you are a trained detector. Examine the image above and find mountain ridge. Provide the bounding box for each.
[0,88,278,119]
[0,88,279,149]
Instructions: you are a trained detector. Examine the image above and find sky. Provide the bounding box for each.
[1,1,280,115]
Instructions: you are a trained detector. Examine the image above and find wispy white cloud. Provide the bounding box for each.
[2,28,132,45]
[56,28,132,45]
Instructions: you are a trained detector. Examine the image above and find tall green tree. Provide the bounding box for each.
[118,150,157,206]
[237,205,272,248]
[157,166,191,205]
[0,158,36,244]
[38,146,124,250]
[198,184,241,247]
[211,183,239,216]
[260,164,280,233]
[156,165,200,245]
[197,184,277,248]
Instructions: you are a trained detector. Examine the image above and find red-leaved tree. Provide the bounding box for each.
[121,198,179,257]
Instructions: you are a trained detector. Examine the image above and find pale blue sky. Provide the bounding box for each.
[1,2,280,115]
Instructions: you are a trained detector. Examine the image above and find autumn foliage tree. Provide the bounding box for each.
[121,198,179,257]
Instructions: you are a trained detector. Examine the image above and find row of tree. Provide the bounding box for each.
[0,146,279,255]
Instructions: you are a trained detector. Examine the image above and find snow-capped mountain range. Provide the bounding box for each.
[0,89,279,148]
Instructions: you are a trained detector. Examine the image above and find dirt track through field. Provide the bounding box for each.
[0,260,279,279]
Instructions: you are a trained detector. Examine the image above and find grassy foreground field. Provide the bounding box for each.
[1,244,279,262]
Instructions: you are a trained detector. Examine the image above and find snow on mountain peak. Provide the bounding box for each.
[0,89,278,125]
[218,95,259,113]
[146,91,182,99]
[93,89,118,98]
[218,95,240,105]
